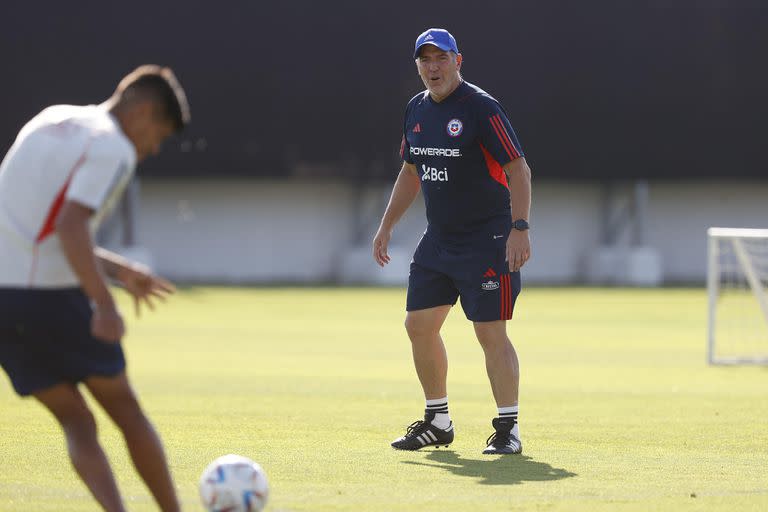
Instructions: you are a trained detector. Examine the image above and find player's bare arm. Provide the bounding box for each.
[56,200,124,342]
[504,157,532,272]
[373,162,421,266]
[95,247,176,317]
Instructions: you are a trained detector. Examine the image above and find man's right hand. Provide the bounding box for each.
[91,301,125,343]
[371,164,421,267]
[372,227,392,267]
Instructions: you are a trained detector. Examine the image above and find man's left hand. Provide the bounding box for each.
[116,264,176,317]
[506,230,531,272]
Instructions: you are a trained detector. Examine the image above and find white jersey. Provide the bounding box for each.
[0,104,137,288]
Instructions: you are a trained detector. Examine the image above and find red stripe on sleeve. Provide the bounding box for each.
[489,116,515,161]
[495,114,521,159]
[490,115,520,160]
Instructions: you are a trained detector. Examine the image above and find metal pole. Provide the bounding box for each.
[706,228,719,365]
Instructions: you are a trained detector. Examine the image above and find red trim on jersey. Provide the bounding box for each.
[489,114,520,161]
[480,143,509,189]
[34,150,88,243]
[399,136,406,158]
[491,114,520,159]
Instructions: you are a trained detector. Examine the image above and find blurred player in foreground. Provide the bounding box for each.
[373,28,532,455]
[0,65,190,511]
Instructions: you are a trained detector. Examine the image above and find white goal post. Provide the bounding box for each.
[707,227,768,365]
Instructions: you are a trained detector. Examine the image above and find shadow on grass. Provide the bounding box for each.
[402,450,576,485]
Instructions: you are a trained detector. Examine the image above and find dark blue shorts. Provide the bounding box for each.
[407,231,521,322]
[0,288,125,396]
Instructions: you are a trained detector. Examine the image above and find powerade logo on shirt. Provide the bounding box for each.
[409,147,462,157]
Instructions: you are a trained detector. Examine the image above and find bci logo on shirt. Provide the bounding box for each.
[421,164,449,182]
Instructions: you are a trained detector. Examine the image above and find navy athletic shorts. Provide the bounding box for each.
[407,230,522,322]
[0,288,125,396]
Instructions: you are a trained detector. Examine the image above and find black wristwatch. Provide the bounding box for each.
[512,219,530,231]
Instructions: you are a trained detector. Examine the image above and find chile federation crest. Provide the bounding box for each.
[446,118,463,137]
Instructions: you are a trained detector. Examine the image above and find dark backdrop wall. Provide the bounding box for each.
[2,1,766,180]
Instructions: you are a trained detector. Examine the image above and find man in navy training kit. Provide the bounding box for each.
[373,28,532,454]
[0,65,190,511]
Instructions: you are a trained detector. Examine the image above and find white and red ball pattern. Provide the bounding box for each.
[199,454,269,512]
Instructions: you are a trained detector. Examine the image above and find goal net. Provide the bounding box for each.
[707,227,768,365]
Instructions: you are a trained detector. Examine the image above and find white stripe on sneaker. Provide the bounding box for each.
[425,430,437,442]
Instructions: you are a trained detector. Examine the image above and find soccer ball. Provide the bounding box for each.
[199,454,269,512]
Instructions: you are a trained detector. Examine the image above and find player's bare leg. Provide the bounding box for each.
[474,320,522,454]
[34,383,126,512]
[404,305,452,399]
[85,373,181,512]
[391,305,455,450]
[474,320,519,405]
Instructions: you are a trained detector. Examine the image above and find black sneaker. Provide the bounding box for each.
[391,411,454,450]
[482,417,522,454]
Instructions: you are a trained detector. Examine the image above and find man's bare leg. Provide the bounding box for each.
[474,320,519,406]
[35,383,126,512]
[404,305,452,399]
[86,373,180,512]
[474,320,522,454]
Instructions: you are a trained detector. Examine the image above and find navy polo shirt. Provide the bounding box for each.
[400,81,525,242]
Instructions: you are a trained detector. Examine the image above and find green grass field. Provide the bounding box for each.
[1,287,767,511]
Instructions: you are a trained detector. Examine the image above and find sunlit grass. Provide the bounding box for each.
[1,287,766,511]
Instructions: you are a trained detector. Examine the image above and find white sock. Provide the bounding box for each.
[498,405,519,438]
[426,397,451,430]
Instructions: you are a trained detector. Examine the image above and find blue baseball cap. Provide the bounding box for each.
[413,28,459,59]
